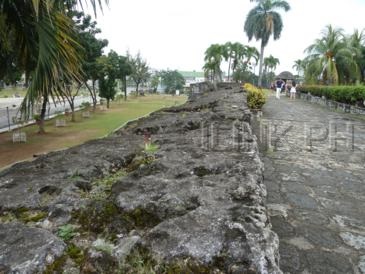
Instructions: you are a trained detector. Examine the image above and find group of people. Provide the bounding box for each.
[274,79,297,100]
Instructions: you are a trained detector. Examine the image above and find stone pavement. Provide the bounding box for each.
[253,93,365,273]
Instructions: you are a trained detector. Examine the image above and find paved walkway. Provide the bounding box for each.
[255,94,365,274]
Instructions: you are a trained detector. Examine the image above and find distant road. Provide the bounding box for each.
[0,96,94,131]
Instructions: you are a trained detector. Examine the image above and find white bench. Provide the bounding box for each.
[55,119,66,127]
[12,132,27,143]
[82,111,91,118]
[99,105,107,111]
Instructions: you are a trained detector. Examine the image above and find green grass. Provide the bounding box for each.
[0,87,27,98]
[0,94,187,168]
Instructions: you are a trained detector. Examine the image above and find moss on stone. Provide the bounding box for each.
[18,211,48,223]
[120,246,221,274]
[73,200,132,236]
[122,207,161,229]
[0,208,48,223]
[125,154,154,173]
[66,243,85,266]
[43,255,67,274]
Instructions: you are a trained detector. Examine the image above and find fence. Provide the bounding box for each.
[298,92,365,115]
[0,96,94,132]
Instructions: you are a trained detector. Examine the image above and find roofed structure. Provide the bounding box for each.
[276,71,294,80]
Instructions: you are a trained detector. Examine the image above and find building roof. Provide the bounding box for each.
[276,71,295,80]
[179,71,205,78]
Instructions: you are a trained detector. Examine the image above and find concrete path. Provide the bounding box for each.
[254,94,365,274]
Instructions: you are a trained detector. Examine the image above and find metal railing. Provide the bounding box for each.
[0,96,94,132]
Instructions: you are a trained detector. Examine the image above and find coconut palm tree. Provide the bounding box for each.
[305,25,359,85]
[204,44,225,83]
[348,29,365,82]
[230,43,246,76]
[0,0,106,133]
[264,55,280,73]
[263,55,279,86]
[244,0,290,87]
[223,42,233,81]
[244,46,260,70]
[292,59,305,76]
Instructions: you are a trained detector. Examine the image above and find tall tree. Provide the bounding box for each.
[203,44,225,84]
[98,51,120,108]
[223,42,233,81]
[305,25,359,85]
[348,29,365,82]
[73,11,108,110]
[118,55,133,100]
[292,59,305,76]
[129,52,150,95]
[160,70,185,94]
[244,0,290,87]
[230,42,247,80]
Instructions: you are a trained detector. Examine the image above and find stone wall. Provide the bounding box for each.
[0,87,281,273]
[189,81,215,100]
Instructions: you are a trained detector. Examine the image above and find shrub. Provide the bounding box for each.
[244,83,266,110]
[80,101,91,109]
[297,85,365,105]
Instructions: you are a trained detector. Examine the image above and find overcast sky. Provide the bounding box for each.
[92,0,365,74]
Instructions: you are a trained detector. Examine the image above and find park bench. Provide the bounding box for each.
[82,111,91,118]
[55,119,66,127]
[12,132,27,143]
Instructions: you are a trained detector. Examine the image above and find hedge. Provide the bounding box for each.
[297,85,365,105]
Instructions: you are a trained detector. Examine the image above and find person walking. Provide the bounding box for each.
[275,79,284,99]
[290,80,297,100]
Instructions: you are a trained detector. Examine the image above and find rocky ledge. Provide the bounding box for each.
[0,87,281,273]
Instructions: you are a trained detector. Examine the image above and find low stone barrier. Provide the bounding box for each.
[299,92,365,115]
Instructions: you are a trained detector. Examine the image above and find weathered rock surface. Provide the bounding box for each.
[0,222,65,273]
[0,88,281,273]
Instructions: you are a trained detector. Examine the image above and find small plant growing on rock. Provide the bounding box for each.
[143,129,159,153]
[58,224,77,241]
[144,143,159,153]
[92,238,115,255]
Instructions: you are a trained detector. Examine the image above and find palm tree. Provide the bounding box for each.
[264,55,280,73]
[348,29,365,82]
[244,0,290,87]
[244,46,260,70]
[230,42,247,77]
[305,25,359,85]
[292,59,305,76]
[224,42,233,81]
[263,55,279,86]
[0,0,106,133]
[204,44,225,83]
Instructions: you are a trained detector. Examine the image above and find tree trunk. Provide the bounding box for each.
[136,83,139,96]
[38,96,48,134]
[70,100,75,122]
[257,42,265,87]
[227,57,231,82]
[85,81,97,111]
[123,76,127,101]
[107,98,110,108]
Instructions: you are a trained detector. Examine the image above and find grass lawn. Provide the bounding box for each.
[0,94,187,169]
[0,88,27,98]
